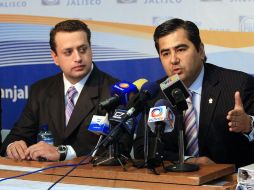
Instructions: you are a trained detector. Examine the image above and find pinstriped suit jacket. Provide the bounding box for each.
[134,63,254,168]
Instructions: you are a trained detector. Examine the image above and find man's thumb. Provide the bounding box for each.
[234,91,243,109]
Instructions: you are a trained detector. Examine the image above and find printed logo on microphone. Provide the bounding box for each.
[148,106,166,123]
[119,82,130,89]
[151,107,163,117]
[112,110,126,121]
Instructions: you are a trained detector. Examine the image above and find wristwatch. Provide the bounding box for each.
[57,145,68,161]
[250,116,254,131]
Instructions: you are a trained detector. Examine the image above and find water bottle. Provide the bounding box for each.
[37,124,54,145]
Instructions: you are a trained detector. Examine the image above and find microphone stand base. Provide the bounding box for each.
[165,163,199,172]
[92,155,128,171]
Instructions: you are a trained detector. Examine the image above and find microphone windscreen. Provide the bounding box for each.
[141,82,160,100]
[133,78,148,90]
[154,99,171,107]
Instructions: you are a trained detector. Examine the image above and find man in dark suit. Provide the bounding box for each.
[0,20,120,161]
[134,18,254,168]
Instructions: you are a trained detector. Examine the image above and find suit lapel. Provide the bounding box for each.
[199,64,221,145]
[64,67,100,138]
[47,74,66,140]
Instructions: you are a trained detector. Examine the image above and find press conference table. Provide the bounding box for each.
[0,156,237,190]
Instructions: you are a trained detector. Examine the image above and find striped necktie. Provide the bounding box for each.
[184,92,199,157]
[65,86,78,126]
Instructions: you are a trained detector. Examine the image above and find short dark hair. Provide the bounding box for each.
[49,19,91,53]
[154,18,206,62]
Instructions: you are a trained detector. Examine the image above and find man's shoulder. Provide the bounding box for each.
[205,63,254,81]
[30,73,62,92]
[92,65,119,84]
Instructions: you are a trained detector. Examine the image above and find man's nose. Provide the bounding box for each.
[170,52,179,65]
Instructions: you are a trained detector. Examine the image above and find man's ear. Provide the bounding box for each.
[199,43,206,61]
[51,51,59,66]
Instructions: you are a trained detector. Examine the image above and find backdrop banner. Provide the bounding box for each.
[1,0,254,129]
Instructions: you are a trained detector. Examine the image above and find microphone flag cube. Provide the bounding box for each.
[88,115,110,135]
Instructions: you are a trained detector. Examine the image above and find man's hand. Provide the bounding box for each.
[185,156,215,166]
[227,91,252,133]
[6,140,28,160]
[25,141,60,161]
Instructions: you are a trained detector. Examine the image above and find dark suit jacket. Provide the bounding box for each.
[0,65,121,157]
[134,63,254,168]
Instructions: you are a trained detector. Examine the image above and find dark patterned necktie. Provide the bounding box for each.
[184,92,199,156]
[65,86,78,126]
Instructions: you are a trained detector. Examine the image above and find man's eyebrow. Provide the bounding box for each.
[160,44,188,54]
[160,48,170,54]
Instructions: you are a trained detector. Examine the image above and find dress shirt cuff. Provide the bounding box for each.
[65,145,77,160]
[243,115,254,142]
[184,156,195,161]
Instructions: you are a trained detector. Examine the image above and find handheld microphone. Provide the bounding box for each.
[126,82,160,118]
[99,79,148,112]
[147,99,175,134]
[160,74,189,111]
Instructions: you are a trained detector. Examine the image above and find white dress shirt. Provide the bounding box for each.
[62,64,94,160]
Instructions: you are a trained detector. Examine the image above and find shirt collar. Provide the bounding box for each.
[189,65,204,96]
[63,63,94,95]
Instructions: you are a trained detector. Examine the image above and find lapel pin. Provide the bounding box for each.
[209,98,213,104]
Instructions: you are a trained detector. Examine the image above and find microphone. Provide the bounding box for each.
[88,114,110,158]
[99,79,148,112]
[147,99,175,134]
[102,108,136,148]
[126,81,160,118]
[146,99,175,172]
[88,114,110,136]
[160,74,189,111]
[133,78,148,90]
[99,81,138,111]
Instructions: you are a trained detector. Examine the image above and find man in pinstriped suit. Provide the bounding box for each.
[134,18,254,168]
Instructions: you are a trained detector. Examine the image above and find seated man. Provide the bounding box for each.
[134,18,254,169]
[0,19,121,161]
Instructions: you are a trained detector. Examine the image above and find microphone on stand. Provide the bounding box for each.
[99,78,148,113]
[160,74,199,172]
[146,99,175,174]
[126,81,160,118]
[88,114,110,160]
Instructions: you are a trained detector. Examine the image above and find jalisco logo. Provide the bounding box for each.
[66,0,102,6]
[144,0,182,4]
[151,107,163,117]
[230,0,254,2]
[0,0,27,7]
